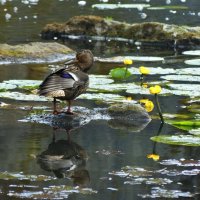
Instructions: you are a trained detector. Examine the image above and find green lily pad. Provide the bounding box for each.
[151,135,200,146]
[92,4,150,10]
[169,120,200,127]
[109,67,132,80]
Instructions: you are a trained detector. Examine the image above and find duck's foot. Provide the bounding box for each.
[53,110,60,115]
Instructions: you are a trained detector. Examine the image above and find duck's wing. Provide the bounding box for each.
[38,68,81,96]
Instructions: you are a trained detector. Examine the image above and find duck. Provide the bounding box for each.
[38,49,94,114]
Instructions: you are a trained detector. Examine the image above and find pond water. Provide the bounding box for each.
[0,0,200,199]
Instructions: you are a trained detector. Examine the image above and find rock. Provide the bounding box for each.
[107,103,151,132]
[21,104,151,132]
[41,15,200,47]
[0,42,74,65]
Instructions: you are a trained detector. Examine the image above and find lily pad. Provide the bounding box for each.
[185,59,200,66]
[129,67,175,75]
[151,135,200,146]
[124,177,172,185]
[182,50,200,56]
[95,56,164,63]
[138,187,194,199]
[177,68,200,75]
[0,171,54,181]
[189,128,200,136]
[169,120,200,127]
[168,84,200,92]
[3,80,41,89]
[0,83,16,91]
[0,92,48,101]
[161,75,200,82]
[8,185,97,199]
[148,5,188,10]
[109,67,132,80]
[92,4,150,10]
[160,159,200,167]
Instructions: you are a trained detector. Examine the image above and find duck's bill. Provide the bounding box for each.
[64,58,78,65]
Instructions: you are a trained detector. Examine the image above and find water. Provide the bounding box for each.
[0,0,200,199]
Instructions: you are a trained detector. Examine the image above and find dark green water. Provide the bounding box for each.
[0,0,200,199]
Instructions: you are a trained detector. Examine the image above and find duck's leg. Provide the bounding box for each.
[66,100,73,115]
[53,98,59,115]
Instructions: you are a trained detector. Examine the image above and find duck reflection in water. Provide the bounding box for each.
[37,128,90,187]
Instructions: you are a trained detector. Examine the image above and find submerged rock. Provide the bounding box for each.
[0,42,74,65]
[41,15,200,47]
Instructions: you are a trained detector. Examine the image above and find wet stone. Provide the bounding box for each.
[20,104,151,132]
[0,42,74,65]
[41,15,200,47]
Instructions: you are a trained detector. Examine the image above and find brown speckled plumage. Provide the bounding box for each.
[39,49,93,114]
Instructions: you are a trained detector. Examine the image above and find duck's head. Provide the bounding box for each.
[76,49,94,72]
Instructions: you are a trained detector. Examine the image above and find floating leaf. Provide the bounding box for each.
[3,80,41,89]
[109,67,131,80]
[96,56,164,63]
[151,135,200,146]
[124,177,172,185]
[168,84,200,92]
[189,128,200,136]
[148,5,188,10]
[185,59,200,66]
[138,187,194,199]
[169,120,200,127]
[160,159,200,167]
[177,68,200,75]
[182,50,200,56]
[92,4,150,10]
[0,83,16,91]
[0,92,48,101]
[161,75,200,82]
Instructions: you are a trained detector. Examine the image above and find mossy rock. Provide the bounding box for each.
[107,103,151,132]
[0,42,74,65]
[108,103,150,120]
[41,15,200,47]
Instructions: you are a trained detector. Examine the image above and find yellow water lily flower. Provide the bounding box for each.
[147,154,160,161]
[141,82,148,88]
[149,85,162,94]
[139,99,154,112]
[139,66,150,75]
[126,96,132,101]
[123,59,133,65]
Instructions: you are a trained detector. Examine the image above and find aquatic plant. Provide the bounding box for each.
[149,85,164,123]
